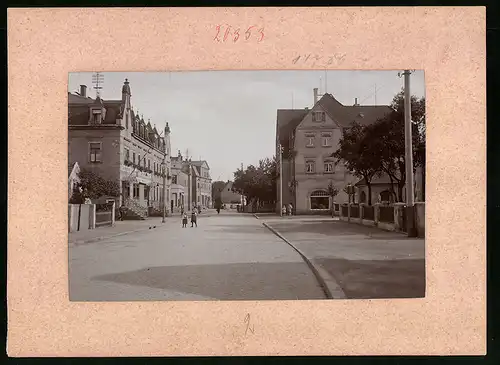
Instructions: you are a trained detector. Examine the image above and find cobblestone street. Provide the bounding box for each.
[69,212,327,301]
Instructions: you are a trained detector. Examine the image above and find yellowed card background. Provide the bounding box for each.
[7,7,486,356]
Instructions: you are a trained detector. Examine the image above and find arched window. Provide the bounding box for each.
[380,190,392,202]
[310,190,329,210]
[360,191,367,203]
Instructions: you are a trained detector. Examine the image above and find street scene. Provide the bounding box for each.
[68,70,426,301]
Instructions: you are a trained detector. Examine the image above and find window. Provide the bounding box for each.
[321,134,332,147]
[91,109,102,124]
[324,161,334,173]
[126,114,129,129]
[133,184,139,198]
[138,154,141,166]
[89,142,102,163]
[133,152,136,164]
[310,190,330,210]
[125,148,130,162]
[148,159,151,170]
[306,160,315,174]
[306,136,315,147]
[312,111,326,122]
[172,175,177,184]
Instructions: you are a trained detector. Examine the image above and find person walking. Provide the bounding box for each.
[288,203,293,216]
[182,212,188,228]
[119,204,127,221]
[191,210,198,227]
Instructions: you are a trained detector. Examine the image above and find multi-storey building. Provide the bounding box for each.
[276,89,391,214]
[170,151,189,212]
[190,160,212,209]
[68,79,172,218]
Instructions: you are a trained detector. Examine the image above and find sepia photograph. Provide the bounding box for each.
[68,70,426,301]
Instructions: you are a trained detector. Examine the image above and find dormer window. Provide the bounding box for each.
[91,109,102,124]
[312,111,326,122]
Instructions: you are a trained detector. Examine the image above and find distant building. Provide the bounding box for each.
[68,80,172,218]
[220,181,243,205]
[276,89,392,214]
[190,160,212,209]
[171,151,189,212]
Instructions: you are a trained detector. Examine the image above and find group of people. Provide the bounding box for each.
[181,210,198,228]
[282,203,294,216]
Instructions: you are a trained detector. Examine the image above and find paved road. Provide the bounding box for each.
[69,213,326,301]
[263,218,425,299]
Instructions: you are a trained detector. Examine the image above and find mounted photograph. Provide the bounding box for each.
[68,70,426,301]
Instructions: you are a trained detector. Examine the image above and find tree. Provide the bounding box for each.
[73,169,120,201]
[366,91,426,202]
[232,156,278,211]
[211,180,226,201]
[327,180,339,217]
[332,123,380,205]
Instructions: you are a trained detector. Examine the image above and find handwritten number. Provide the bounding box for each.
[214,25,221,42]
[258,27,265,42]
[244,313,255,335]
[233,28,240,42]
[292,55,301,64]
[245,26,255,40]
[223,25,232,42]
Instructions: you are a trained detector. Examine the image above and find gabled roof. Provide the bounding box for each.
[276,109,309,147]
[276,93,392,149]
[190,160,210,170]
[317,93,392,128]
[68,92,124,125]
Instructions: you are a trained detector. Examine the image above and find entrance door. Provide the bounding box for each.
[170,200,174,212]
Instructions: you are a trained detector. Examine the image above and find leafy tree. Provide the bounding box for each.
[327,180,339,217]
[211,180,226,201]
[366,91,426,202]
[332,123,380,205]
[214,197,223,210]
[73,169,120,201]
[232,156,278,211]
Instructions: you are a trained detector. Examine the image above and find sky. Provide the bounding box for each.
[69,70,425,182]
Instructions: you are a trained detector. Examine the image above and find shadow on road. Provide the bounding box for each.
[316,257,425,299]
[92,261,327,301]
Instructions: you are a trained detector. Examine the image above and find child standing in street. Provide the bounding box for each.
[182,212,188,228]
[191,210,198,227]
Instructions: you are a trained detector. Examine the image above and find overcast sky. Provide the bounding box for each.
[69,70,425,182]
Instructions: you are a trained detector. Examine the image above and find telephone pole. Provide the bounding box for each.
[403,70,416,237]
[279,144,283,217]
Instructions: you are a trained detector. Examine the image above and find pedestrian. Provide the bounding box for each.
[119,204,127,221]
[217,207,220,214]
[191,210,198,227]
[282,205,287,216]
[288,203,293,216]
[182,212,188,228]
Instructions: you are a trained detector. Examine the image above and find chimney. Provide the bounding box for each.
[80,85,87,98]
[354,98,359,106]
[313,88,318,105]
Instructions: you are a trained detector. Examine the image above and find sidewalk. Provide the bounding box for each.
[261,217,425,299]
[69,217,173,246]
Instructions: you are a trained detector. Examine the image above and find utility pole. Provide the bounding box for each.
[403,70,416,237]
[240,162,244,212]
[162,150,167,223]
[188,158,193,211]
[279,144,283,217]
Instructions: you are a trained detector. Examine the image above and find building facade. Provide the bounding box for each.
[276,89,392,214]
[171,151,189,212]
[68,80,172,218]
[190,161,212,209]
